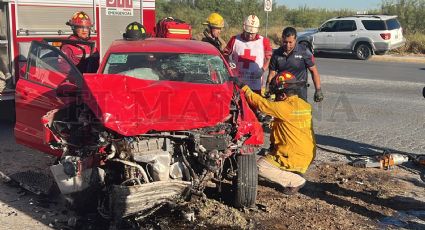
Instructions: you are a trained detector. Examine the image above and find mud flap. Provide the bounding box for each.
[110,181,191,220]
[9,171,55,195]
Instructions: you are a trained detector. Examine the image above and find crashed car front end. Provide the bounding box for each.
[42,75,263,219]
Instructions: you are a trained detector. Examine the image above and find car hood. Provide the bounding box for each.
[82,74,234,136]
[297,28,318,38]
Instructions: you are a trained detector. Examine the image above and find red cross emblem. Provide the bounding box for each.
[238,49,256,69]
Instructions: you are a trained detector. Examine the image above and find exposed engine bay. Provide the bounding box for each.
[43,93,257,220]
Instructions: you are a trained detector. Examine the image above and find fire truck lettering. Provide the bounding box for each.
[107,0,133,8]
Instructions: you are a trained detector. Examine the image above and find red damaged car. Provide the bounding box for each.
[14,38,263,219]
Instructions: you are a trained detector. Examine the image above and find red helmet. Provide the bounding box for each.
[270,71,300,94]
[66,11,92,28]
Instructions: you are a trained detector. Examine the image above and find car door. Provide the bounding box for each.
[15,40,82,156]
[313,20,337,49]
[333,20,358,50]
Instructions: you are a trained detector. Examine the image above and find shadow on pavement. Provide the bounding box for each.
[314,52,359,60]
[316,134,384,157]
[315,134,425,182]
[0,117,70,229]
[316,134,421,157]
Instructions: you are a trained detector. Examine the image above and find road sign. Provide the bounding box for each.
[264,0,272,12]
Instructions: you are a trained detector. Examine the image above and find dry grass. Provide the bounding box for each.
[192,26,285,48]
[391,33,425,55]
[194,25,425,55]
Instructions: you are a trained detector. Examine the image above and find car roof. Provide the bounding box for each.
[332,15,398,21]
[107,38,221,55]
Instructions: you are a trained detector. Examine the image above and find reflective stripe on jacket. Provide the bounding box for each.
[242,85,316,173]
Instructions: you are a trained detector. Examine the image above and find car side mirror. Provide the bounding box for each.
[56,81,78,97]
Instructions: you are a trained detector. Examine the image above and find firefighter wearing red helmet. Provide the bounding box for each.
[61,11,99,73]
[231,72,316,195]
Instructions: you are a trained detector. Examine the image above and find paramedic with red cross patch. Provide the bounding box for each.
[267,27,323,102]
[224,15,272,94]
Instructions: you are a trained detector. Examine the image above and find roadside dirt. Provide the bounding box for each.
[127,163,425,230]
[1,115,424,229]
[1,148,424,229]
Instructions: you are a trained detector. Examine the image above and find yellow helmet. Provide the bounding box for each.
[202,13,224,29]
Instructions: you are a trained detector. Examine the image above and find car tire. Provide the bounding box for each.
[355,43,372,60]
[233,153,258,208]
[299,41,313,53]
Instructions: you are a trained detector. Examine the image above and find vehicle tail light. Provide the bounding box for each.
[380,33,391,40]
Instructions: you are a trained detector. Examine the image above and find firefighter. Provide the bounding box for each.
[61,11,98,73]
[201,12,226,53]
[231,71,316,195]
[123,21,147,40]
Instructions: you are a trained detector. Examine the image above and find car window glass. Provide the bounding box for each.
[335,20,357,32]
[104,53,230,84]
[386,19,401,30]
[320,20,337,32]
[361,20,386,30]
[27,43,81,88]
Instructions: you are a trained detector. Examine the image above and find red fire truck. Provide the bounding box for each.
[0,0,156,101]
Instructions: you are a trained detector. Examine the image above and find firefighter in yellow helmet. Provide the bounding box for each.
[231,71,316,195]
[201,12,226,53]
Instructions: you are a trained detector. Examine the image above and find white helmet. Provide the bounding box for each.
[243,15,260,34]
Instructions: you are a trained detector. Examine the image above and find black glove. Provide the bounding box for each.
[230,77,246,88]
[314,89,324,102]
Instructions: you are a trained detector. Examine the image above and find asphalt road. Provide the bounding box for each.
[315,55,425,83]
[0,57,424,229]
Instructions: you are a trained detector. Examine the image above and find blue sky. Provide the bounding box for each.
[276,0,382,11]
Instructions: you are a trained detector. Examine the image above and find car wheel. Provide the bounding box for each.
[355,44,372,60]
[299,41,313,53]
[233,153,257,208]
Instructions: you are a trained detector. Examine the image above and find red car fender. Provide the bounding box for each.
[235,92,264,153]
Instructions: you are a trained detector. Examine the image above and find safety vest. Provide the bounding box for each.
[231,35,265,91]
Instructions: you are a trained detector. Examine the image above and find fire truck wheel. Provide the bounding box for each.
[233,153,258,208]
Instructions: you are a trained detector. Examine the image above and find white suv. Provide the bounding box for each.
[297,15,406,60]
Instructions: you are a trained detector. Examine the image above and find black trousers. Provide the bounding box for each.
[298,85,308,102]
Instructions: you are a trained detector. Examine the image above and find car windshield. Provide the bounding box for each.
[103,52,230,84]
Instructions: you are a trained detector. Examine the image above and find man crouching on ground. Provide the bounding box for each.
[231,71,316,195]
